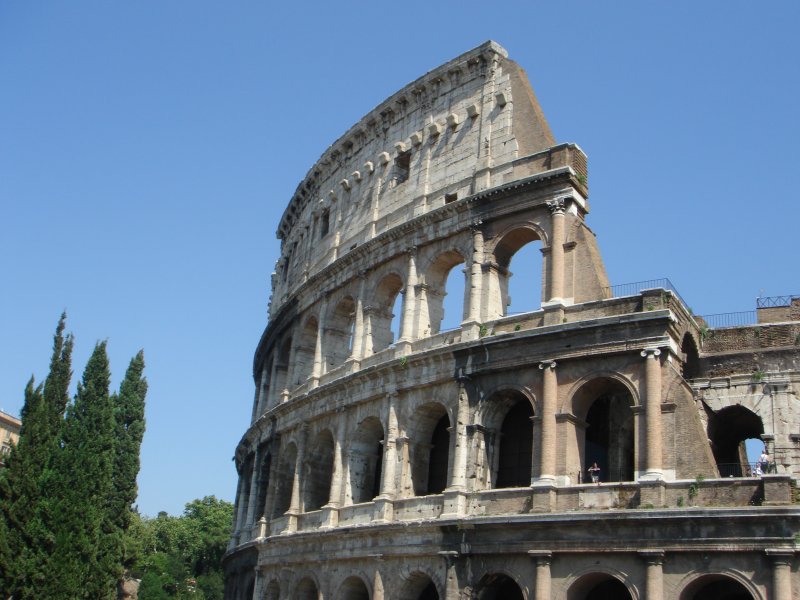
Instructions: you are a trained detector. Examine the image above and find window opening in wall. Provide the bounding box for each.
[320,209,330,238]
[476,574,524,600]
[444,192,458,203]
[496,400,534,488]
[681,575,754,600]
[427,415,450,494]
[390,291,404,343]
[584,392,634,483]
[302,431,334,511]
[394,151,411,184]
[506,240,543,314]
[705,404,764,477]
[255,451,271,519]
[439,262,466,332]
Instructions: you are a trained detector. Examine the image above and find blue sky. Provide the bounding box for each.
[1,2,797,516]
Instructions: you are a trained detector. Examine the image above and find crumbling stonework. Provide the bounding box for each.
[224,42,799,600]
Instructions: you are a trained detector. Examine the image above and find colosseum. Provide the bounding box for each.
[224,41,799,600]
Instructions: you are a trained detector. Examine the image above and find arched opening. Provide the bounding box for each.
[327,296,356,370]
[348,417,384,504]
[338,576,370,600]
[264,580,280,600]
[255,355,273,417]
[371,273,404,353]
[574,378,635,483]
[479,389,534,489]
[475,573,524,600]
[706,404,764,477]
[238,454,254,525]
[424,250,466,334]
[303,430,334,511]
[272,443,297,518]
[410,404,450,496]
[255,448,271,520]
[493,227,544,318]
[398,572,440,600]
[681,333,701,380]
[296,577,320,600]
[679,574,754,600]
[271,338,291,405]
[293,317,318,385]
[567,573,632,600]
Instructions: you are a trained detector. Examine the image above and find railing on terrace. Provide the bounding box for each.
[602,278,689,309]
[757,295,799,308]
[698,311,757,329]
[717,462,778,478]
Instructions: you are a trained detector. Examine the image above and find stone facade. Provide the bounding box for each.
[0,409,20,467]
[224,42,799,600]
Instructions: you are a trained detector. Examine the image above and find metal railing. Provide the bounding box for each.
[603,278,688,309]
[716,462,777,478]
[698,311,757,329]
[757,295,799,308]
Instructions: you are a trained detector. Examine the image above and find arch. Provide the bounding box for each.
[489,224,547,318]
[293,316,319,385]
[478,388,535,489]
[271,337,292,404]
[571,376,635,483]
[397,571,441,600]
[678,572,758,600]
[680,332,701,380]
[473,572,524,600]
[370,273,405,353]
[327,295,357,370]
[303,429,335,511]
[421,249,466,335]
[272,442,297,517]
[264,579,280,600]
[348,416,385,503]
[239,453,254,525]
[338,575,371,600]
[706,404,764,477]
[409,403,451,496]
[566,571,634,600]
[295,576,321,600]
[255,447,272,519]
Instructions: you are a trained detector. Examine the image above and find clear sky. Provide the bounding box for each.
[1,2,797,516]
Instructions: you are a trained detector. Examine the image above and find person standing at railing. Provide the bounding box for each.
[759,448,771,476]
[588,462,601,484]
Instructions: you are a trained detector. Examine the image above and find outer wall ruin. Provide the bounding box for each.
[225,42,799,600]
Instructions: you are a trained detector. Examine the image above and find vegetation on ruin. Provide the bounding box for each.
[0,315,147,600]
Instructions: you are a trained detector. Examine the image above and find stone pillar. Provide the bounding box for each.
[322,409,347,528]
[350,272,367,364]
[286,425,307,532]
[311,299,327,387]
[546,198,566,302]
[528,551,552,600]
[449,380,470,490]
[766,549,794,600]
[244,445,263,528]
[267,358,280,409]
[439,551,460,600]
[374,394,399,522]
[397,247,417,352]
[464,221,484,338]
[639,550,664,600]
[641,348,664,479]
[536,360,558,484]
[372,568,385,600]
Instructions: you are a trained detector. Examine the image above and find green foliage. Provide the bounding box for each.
[479,324,488,338]
[129,497,234,600]
[677,496,684,507]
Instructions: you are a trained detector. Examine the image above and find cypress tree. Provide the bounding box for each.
[109,350,148,580]
[48,341,117,600]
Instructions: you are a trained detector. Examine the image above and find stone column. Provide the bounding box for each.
[528,551,552,600]
[639,550,664,600]
[311,299,328,387]
[322,409,347,529]
[244,445,263,528]
[546,198,567,302]
[379,394,399,498]
[350,272,367,364]
[766,549,794,600]
[448,380,470,490]
[465,222,484,338]
[641,348,663,479]
[267,358,280,409]
[398,247,418,352]
[439,551,461,600]
[286,425,308,532]
[536,361,558,484]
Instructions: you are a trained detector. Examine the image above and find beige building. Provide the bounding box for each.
[224,42,799,600]
[0,409,21,467]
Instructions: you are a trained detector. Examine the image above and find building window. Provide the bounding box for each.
[320,210,330,238]
[394,151,411,184]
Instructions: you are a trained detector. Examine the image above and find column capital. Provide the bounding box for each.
[438,550,460,566]
[641,348,662,359]
[765,548,795,565]
[539,360,558,370]
[470,219,483,232]
[638,549,665,565]
[406,245,418,257]
[546,197,567,215]
[528,550,552,565]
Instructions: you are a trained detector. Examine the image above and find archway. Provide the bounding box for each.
[303,430,334,511]
[398,572,440,600]
[238,453,254,525]
[371,273,404,353]
[255,447,271,519]
[293,317,318,385]
[264,579,280,600]
[574,378,635,483]
[338,575,370,600]
[272,442,297,517]
[475,573,524,600]
[327,296,356,369]
[410,403,451,496]
[480,388,534,489]
[296,577,320,600]
[679,574,755,600]
[706,404,764,477]
[348,417,384,503]
[567,573,633,600]
[424,250,466,334]
[492,226,545,318]
[680,332,701,380]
